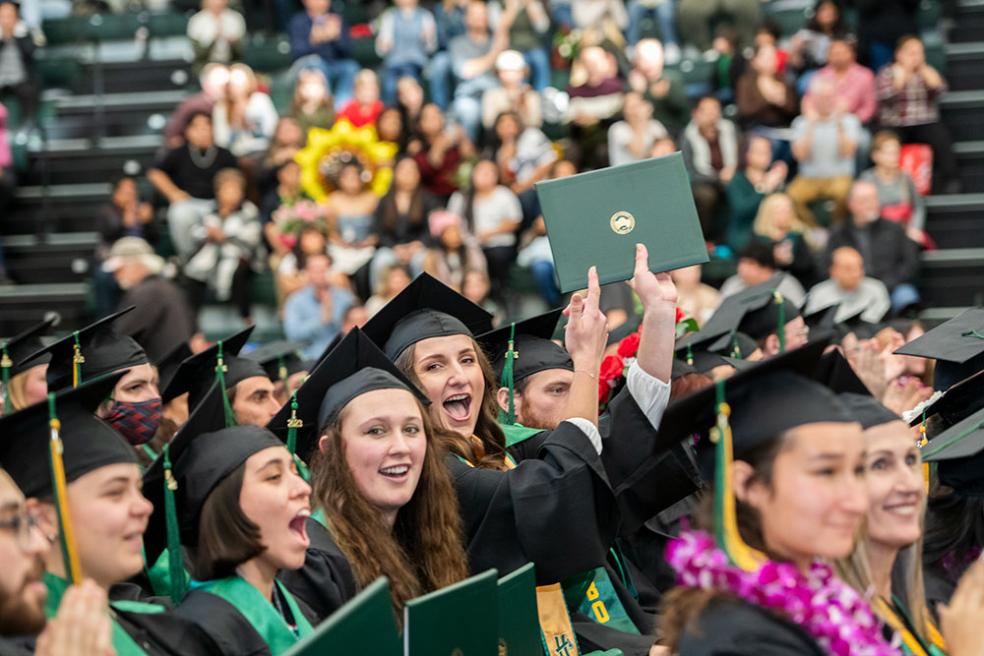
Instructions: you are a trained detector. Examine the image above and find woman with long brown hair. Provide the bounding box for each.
[273,329,469,621]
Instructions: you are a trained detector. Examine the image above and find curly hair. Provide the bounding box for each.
[395,339,510,471]
[310,395,469,617]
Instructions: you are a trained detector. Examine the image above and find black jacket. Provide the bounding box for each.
[823,217,919,292]
[0,34,36,84]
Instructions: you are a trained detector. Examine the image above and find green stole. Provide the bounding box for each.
[43,572,163,656]
[499,421,641,637]
[144,547,191,600]
[191,576,314,654]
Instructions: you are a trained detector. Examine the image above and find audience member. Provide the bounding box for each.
[677,0,759,52]
[412,103,470,202]
[720,240,806,307]
[462,267,503,320]
[497,0,551,91]
[487,110,555,194]
[515,215,558,306]
[148,111,238,259]
[736,42,798,129]
[0,0,37,126]
[787,76,860,226]
[567,45,624,168]
[448,159,521,297]
[290,67,334,133]
[288,0,359,104]
[213,63,279,158]
[607,91,668,166]
[103,237,197,362]
[258,116,306,197]
[340,302,369,333]
[282,251,356,359]
[449,0,506,142]
[365,263,412,316]
[324,161,379,280]
[429,0,469,110]
[708,25,743,103]
[681,95,738,241]
[182,167,263,321]
[628,39,690,135]
[274,224,333,301]
[805,245,891,324]
[423,209,487,291]
[855,0,918,71]
[336,68,384,128]
[481,49,542,131]
[751,192,816,288]
[374,0,436,105]
[164,63,229,148]
[370,156,435,286]
[876,35,959,194]
[787,0,848,92]
[725,134,788,250]
[261,159,307,244]
[186,0,246,71]
[670,264,721,326]
[97,175,158,249]
[824,180,920,313]
[396,75,426,143]
[570,0,628,46]
[860,130,927,246]
[0,101,10,221]
[376,105,408,153]
[626,0,680,62]
[806,36,877,126]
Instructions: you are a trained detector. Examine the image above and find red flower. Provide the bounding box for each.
[599,354,625,381]
[675,306,686,324]
[616,331,641,359]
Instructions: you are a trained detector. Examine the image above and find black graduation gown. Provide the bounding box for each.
[0,636,32,656]
[923,564,955,619]
[676,597,825,656]
[569,559,658,656]
[173,590,270,656]
[450,420,617,584]
[278,517,360,624]
[111,606,218,656]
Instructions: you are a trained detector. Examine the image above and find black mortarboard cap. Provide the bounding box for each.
[813,349,872,396]
[476,309,572,383]
[22,308,148,393]
[154,341,193,398]
[676,330,759,364]
[0,372,136,499]
[362,273,494,360]
[838,393,902,430]
[162,326,266,407]
[894,308,984,391]
[907,368,984,437]
[656,338,847,479]
[267,329,429,463]
[243,341,309,383]
[921,404,984,497]
[803,304,841,331]
[2,314,59,378]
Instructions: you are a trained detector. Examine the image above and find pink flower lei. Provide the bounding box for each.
[666,530,901,656]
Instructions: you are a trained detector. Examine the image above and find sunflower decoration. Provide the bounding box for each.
[295,119,399,202]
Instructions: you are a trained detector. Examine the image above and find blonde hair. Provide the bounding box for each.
[752,192,807,241]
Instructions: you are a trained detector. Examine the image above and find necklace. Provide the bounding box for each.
[188,145,218,169]
[667,530,900,656]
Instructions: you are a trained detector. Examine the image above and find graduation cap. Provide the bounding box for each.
[657,337,848,571]
[675,330,759,366]
[162,326,266,421]
[921,404,984,497]
[0,372,135,584]
[21,308,148,393]
[143,381,282,601]
[243,341,309,384]
[894,308,984,392]
[906,368,984,439]
[154,341,193,399]
[1,314,58,409]
[813,349,871,397]
[838,393,902,431]
[475,309,571,425]
[362,273,494,361]
[267,329,429,464]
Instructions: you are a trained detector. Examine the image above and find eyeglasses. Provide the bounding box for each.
[0,511,42,551]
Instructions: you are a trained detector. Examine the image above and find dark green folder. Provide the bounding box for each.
[535,153,708,293]
[497,563,540,656]
[404,568,499,656]
[282,578,401,656]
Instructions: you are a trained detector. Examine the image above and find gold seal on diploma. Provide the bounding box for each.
[610,210,636,235]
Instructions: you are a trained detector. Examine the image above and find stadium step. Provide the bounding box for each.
[949,0,984,43]
[941,91,984,143]
[42,90,184,140]
[0,283,90,335]
[75,58,192,95]
[943,42,984,92]
[2,233,99,285]
[955,141,984,193]
[919,247,984,307]
[20,135,162,186]
[924,193,984,250]
[3,183,111,236]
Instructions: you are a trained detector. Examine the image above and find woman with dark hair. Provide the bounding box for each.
[725,134,788,251]
[789,0,849,91]
[274,329,469,620]
[923,486,984,610]
[325,161,380,281]
[168,419,315,655]
[412,103,471,203]
[485,110,556,195]
[376,106,408,155]
[370,156,437,289]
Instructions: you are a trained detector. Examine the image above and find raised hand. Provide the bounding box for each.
[35,580,115,656]
[628,244,677,316]
[564,266,609,369]
[939,556,984,656]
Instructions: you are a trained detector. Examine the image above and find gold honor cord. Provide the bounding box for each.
[47,393,82,584]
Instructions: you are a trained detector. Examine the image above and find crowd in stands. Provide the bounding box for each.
[0,0,964,357]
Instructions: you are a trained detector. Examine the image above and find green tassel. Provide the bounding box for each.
[162,443,188,603]
[1,343,11,413]
[215,341,237,428]
[71,332,84,388]
[774,292,786,354]
[498,323,518,425]
[286,391,310,482]
[46,394,76,582]
[730,331,743,360]
[685,343,694,366]
[277,356,288,384]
